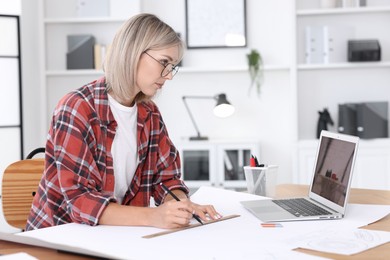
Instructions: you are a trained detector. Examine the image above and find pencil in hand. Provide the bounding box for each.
[160,183,203,225]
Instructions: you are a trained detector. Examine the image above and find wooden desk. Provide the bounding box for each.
[0,184,389,259]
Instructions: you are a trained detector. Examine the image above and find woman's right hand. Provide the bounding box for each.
[150,199,194,229]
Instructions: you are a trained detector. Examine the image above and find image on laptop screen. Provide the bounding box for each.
[311,136,356,207]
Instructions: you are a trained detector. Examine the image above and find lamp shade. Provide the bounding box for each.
[213,94,235,118]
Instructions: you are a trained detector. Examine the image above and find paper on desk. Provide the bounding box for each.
[290,227,390,255]
[16,222,330,260]
[0,253,37,260]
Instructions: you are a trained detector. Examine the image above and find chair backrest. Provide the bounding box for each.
[1,158,44,231]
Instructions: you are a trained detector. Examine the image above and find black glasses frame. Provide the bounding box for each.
[143,52,179,77]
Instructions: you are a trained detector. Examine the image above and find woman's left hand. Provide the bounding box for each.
[190,202,222,222]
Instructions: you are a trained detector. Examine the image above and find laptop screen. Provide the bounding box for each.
[310,134,357,207]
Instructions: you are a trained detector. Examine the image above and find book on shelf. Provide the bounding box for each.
[94,43,110,70]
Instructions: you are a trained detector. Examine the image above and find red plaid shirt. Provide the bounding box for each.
[26,77,188,230]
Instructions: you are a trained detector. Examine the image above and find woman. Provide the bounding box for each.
[26,13,221,231]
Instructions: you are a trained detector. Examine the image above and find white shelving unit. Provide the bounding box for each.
[39,0,140,131]
[295,0,390,189]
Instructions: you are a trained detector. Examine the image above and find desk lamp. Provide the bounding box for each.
[182,93,235,140]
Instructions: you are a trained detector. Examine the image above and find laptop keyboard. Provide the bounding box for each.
[272,198,332,217]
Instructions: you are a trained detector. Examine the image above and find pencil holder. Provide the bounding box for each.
[243,165,278,197]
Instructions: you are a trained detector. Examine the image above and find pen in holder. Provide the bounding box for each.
[243,165,278,197]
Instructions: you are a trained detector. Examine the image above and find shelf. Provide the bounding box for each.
[297,61,390,70]
[46,70,104,76]
[299,138,390,146]
[44,17,126,24]
[179,65,291,73]
[297,6,390,16]
[46,65,291,76]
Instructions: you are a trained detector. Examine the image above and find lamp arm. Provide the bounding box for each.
[182,97,201,138]
[182,96,215,139]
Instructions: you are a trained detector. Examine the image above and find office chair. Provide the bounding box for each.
[0,148,45,232]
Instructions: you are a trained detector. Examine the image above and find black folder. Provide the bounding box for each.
[356,102,388,139]
[66,35,95,70]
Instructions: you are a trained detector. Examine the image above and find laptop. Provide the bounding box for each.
[241,130,359,222]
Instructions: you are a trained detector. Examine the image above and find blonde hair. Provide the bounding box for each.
[104,13,184,103]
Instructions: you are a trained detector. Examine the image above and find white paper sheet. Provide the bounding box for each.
[290,227,390,255]
[11,186,390,260]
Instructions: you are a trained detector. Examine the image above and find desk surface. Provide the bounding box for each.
[1,184,389,260]
[277,184,390,260]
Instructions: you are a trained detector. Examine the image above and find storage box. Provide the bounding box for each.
[243,165,278,198]
[66,34,95,70]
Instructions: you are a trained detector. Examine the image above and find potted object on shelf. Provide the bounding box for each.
[247,49,264,96]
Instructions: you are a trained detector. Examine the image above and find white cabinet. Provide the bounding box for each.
[297,139,390,190]
[0,14,23,172]
[352,139,390,190]
[296,140,317,184]
[176,140,260,192]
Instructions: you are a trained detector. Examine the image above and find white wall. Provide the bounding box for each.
[19,0,296,184]
[20,0,43,156]
[0,0,21,14]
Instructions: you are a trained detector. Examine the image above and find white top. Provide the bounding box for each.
[108,94,138,204]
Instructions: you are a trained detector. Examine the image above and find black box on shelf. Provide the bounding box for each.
[348,39,381,62]
[66,35,95,70]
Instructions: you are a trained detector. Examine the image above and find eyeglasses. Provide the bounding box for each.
[144,52,179,78]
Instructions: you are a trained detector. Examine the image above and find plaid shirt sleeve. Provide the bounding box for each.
[49,97,115,225]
